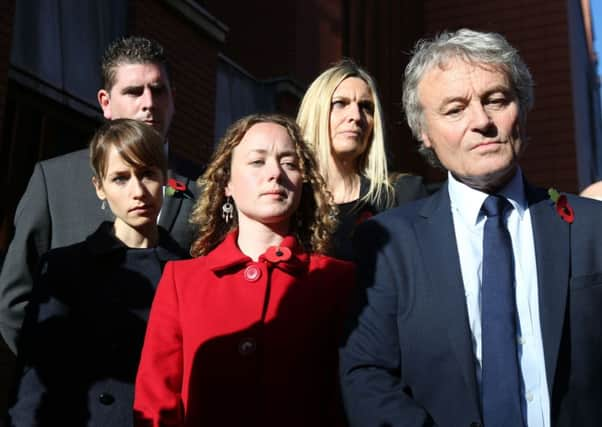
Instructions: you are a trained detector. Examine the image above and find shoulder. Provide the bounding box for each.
[161,257,209,279]
[39,148,89,171]
[310,254,355,272]
[390,173,428,205]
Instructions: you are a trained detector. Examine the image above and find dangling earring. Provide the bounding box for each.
[222,197,234,223]
[101,200,106,210]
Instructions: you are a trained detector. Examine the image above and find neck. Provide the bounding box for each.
[113,219,158,248]
[327,157,361,203]
[452,164,518,194]
[236,217,290,261]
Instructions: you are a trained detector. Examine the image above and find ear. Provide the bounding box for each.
[421,132,433,148]
[97,89,112,120]
[224,184,232,198]
[92,176,106,200]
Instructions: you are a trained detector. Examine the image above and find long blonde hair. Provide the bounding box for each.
[189,114,337,257]
[297,60,394,208]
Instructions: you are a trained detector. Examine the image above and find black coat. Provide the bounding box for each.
[9,222,186,427]
[333,175,427,261]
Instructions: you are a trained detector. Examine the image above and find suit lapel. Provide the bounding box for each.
[415,186,481,411]
[525,184,570,395]
[159,168,188,232]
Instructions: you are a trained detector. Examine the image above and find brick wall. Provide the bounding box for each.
[421,0,578,191]
[130,0,221,166]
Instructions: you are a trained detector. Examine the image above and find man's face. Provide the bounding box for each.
[418,59,522,187]
[97,62,174,139]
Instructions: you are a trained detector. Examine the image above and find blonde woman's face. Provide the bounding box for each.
[226,122,303,232]
[328,77,374,164]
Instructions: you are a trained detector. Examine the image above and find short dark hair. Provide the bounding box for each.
[101,36,170,91]
[89,118,167,182]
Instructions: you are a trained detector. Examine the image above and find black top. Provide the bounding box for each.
[9,222,186,427]
[333,175,427,261]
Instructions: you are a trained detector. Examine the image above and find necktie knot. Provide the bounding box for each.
[482,195,511,218]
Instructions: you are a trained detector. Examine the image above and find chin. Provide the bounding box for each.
[457,163,518,193]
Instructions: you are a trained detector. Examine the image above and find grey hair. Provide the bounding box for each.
[402,29,534,168]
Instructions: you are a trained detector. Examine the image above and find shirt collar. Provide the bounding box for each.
[448,167,528,226]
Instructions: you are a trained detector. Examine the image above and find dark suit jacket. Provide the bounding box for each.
[9,222,185,427]
[340,181,602,427]
[0,148,202,355]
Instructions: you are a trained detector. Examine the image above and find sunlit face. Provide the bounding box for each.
[94,145,165,235]
[226,122,303,233]
[418,59,522,187]
[329,77,375,165]
[97,62,175,138]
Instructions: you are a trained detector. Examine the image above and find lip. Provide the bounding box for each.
[339,130,362,137]
[261,190,287,198]
[129,205,153,213]
[472,140,503,150]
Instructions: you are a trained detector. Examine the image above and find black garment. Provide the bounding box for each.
[9,222,186,427]
[333,175,427,260]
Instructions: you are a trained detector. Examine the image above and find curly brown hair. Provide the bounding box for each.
[190,114,337,257]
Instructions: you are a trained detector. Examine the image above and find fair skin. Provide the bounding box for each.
[328,77,375,203]
[97,62,175,139]
[93,145,165,248]
[418,59,523,193]
[225,122,303,261]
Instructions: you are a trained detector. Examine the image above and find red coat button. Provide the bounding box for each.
[244,265,261,282]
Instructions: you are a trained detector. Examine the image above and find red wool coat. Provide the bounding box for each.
[134,231,355,426]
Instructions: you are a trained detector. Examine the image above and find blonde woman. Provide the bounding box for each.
[297,60,426,259]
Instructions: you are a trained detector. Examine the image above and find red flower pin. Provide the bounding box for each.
[355,210,374,225]
[166,178,192,199]
[548,188,574,224]
[264,246,292,263]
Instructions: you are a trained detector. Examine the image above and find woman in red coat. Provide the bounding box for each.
[134,114,355,426]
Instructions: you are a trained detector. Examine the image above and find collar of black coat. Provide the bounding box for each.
[206,230,309,276]
[85,221,187,261]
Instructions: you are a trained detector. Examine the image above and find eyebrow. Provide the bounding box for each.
[247,149,298,157]
[438,85,512,106]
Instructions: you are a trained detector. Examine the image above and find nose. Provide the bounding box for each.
[470,103,493,132]
[141,87,154,111]
[266,159,283,181]
[131,177,146,198]
[347,102,363,124]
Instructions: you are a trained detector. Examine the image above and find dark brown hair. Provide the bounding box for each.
[89,119,167,182]
[101,36,170,91]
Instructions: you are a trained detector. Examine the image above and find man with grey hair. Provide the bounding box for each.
[340,29,602,427]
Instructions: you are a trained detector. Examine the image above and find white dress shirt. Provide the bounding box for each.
[448,169,550,427]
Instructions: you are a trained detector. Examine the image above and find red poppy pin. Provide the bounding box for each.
[355,210,374,225]
[264,246,292,263]
[548,188,574,224]
[166,178,193,199]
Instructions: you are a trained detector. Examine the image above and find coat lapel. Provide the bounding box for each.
[159,168,189,232]
[415,185,481,411]
[525,184,570,395]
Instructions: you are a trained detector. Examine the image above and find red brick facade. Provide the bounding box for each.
[130,0,221,165]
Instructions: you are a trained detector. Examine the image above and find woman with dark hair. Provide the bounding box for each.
[134,114,354,426]
[9,119,186,426]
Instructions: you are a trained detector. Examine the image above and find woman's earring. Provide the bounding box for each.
[101,200,106,210]
[222,197,234,223]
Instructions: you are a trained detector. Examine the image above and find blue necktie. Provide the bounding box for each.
[481,195,524,427]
